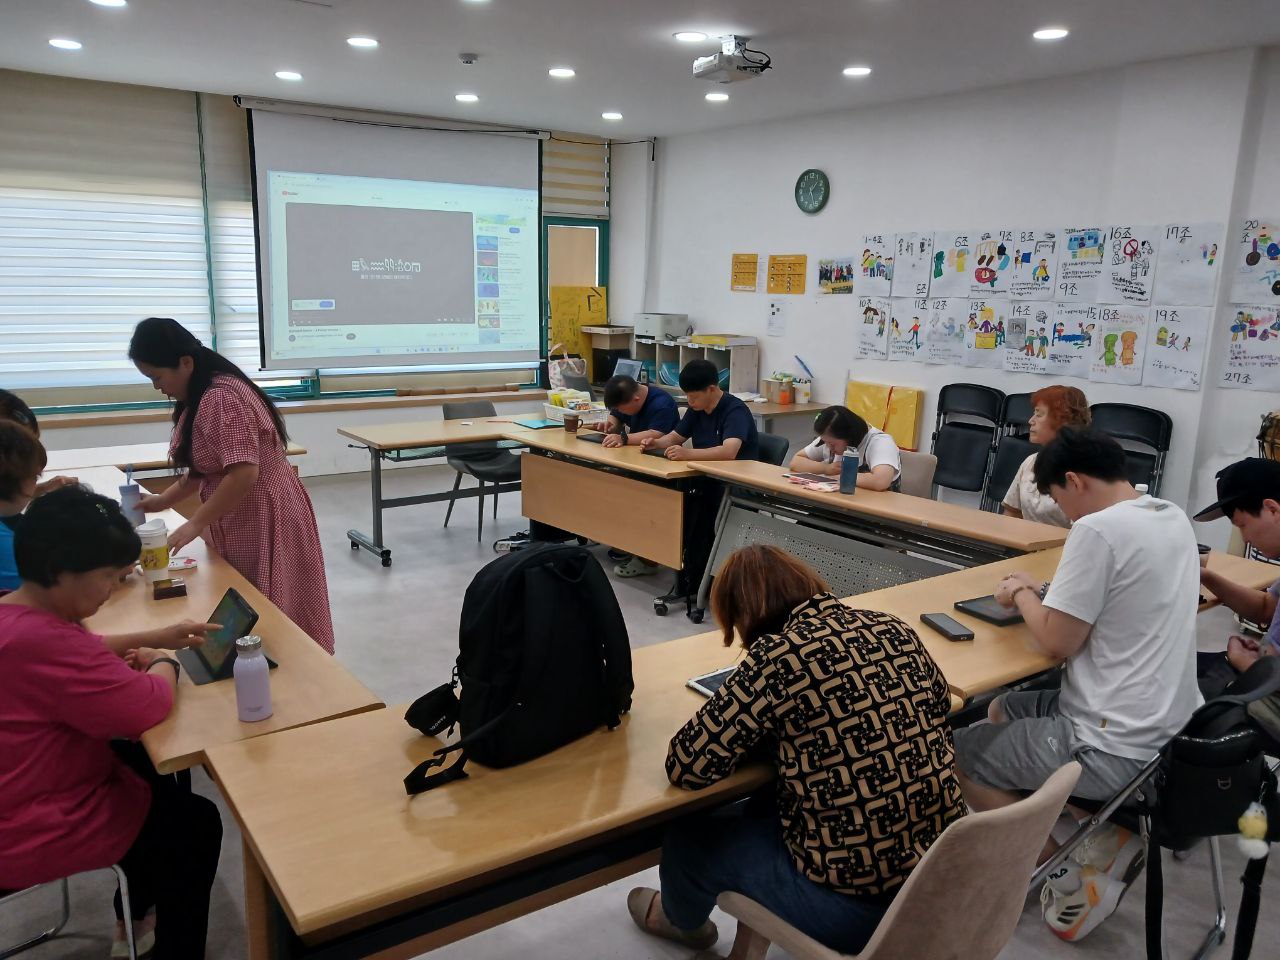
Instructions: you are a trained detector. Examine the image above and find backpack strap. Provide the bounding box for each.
[402,703,520,795]
[1232,853,1268,960]
[1145,844,1164,960]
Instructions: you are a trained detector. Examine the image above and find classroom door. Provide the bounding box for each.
[542,218,609,341]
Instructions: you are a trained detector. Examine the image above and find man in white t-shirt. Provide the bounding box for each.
[787,406,901,492]
[953,426,1201,943]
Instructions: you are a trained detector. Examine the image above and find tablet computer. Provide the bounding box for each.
[953,595,1024,626]
[687,666,736,698]
[176,588,275,684]
[575,432,606,444]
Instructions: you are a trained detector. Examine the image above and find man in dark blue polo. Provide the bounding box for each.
[641,360,759,462]
[599,375,679,449]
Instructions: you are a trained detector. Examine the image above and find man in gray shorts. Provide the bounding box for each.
[953,427,1202,943]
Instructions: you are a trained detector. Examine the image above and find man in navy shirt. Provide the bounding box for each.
[599,375,679,448]
[641,360,759,461]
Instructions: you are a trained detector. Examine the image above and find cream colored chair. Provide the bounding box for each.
[716,761,1081,960]
[898,450,938,499]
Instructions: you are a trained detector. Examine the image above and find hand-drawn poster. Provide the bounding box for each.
[1041,304,1097,380]
[1155,223,1222,306]
[731,253,759,292]
[961,298,1008,369]
[856,235,893,295]
[1142,306,1208,391]
[856,297,891,359]
[930,231,975,299]
[1057,226,1108,302]
[1090,305,1149,386]
[968,229,1017,296]
[924,297,967,365]
[890,233,933,299]
[817,256,856,294]
[1220,305,1280,391]
[888,298,928,361]
[1228,218,1280,304]
[1101,225,1160,305]
[1007,229,1058,301]
[1004,302,1053,375]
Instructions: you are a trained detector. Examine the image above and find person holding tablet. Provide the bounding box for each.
[628,545,963,956]
[787,405,901,491]
[0,486,222,958]
[640,359,759,462]
[1001,385,1091,527]
[597,374,679,448]
[128,317,335,653]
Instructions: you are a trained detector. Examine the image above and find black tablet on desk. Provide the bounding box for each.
[576,433,606,444]
[176,588,277,684]
[953,595,1024,626]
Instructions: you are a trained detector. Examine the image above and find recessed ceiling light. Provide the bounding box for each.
[601,111,623,121]
[548,67,575,79]
[842,65,872,77]
[705,92,729,102]
[674,31,708,43]
[49,38,83,51]
[87,0,127,7]
[1033,26,1069,41]
[275,70,303,81]
[455,93,479,103]
[347,37,379,49]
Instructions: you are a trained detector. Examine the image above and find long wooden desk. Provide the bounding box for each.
[748,400,828,433]
[73,466,383,774]
[44,441,307,473]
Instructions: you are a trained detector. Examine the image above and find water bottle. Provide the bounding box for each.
[119,483,145,527]
[839,450,860,495]
[233,635,273,722]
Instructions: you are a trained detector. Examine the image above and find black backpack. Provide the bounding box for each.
[402,543,634,795]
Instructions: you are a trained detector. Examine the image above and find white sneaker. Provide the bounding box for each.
[111,916,156,958]
[1074,823,1145,882]
[1039,851,1143,942]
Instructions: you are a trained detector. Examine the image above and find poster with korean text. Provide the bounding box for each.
[1101,225,1160,305]
[856,297,891,359]
[888,298,928,361]
[1155,223,1222,306]
[961,298,1008,369]
[1056,226,1108,302]
[1090,305,1149,386]
[1220,305,1280,391]
[1007,229,1058,300]
[856,235,894,296]
[1048,304,1098,380]
[924,297,967,365]
[1142,306,1208,391]
[890,232,933,299]
[968,229,1017,296]
[1004,302,1054,374]
[1229,219,1280,304]
[930,231,976,298]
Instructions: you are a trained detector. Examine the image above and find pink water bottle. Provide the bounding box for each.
[233,635,273,722]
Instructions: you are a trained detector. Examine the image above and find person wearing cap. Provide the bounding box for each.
[1194,458,1280,680]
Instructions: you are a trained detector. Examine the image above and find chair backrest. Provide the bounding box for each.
[930,421,995,492]
[443,400,499,421]
[1000,392,1034,437]
[937,383,1005,425]
[898,451,937,499]
[981,436,1039,511]
[757,433,790,466]
[1089,402,1172,451]
[561,372,592,393]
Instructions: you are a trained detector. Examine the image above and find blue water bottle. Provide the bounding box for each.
[839,450,860,495]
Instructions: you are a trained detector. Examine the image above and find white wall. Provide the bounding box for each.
[614,46,1280,538]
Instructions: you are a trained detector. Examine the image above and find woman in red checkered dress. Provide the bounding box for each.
[128,318,335,653]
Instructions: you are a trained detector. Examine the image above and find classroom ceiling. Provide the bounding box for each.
[2,0,1278,139]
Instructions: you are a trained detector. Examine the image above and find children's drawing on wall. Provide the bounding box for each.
[856,235,894,295]
[1056,226,1107,302]
[1101,225,1160,305]
[1007,229,1058,300]
[856,296,891,358]
[924,297,967,365]
[961,298,1008,369]
[888,298,928,361]
[968,229,1016,296]
[1155,222,1222,307]
[890,232,933,299]
[1220,304,1280,391]
[1089,305,1149,386]
[1229,219,1280,305]
[929,231,975,298]
[1142,306,1208,391]
[1046,304,1097,379]
[1003,303,1052,374]
[817,257,856,295]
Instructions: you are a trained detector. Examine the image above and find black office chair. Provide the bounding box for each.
[1000,392,1034,439]
[442,400,522,542]
[756,433,789,467]
[930,383,1005,495]
[981,435,1039,512]
[1089,403,1173,495]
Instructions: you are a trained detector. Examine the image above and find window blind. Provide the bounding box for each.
[542,135,609,218]
[0,70,211,389]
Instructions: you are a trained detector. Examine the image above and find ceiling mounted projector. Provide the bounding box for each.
[693,35,772,84]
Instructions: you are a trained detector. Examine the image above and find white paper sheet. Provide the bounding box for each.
[1100,225,1161,305]
[1142,306,1208,391]
[961,298,1008,369]
[930,231,976,298]
[1056,226,1108,302]
[1090,305,1150,385]
[856,235,894,296]
[1007,229,1059,301]
[856,297,891,358]
[1155,223,1223,307]
[890,232,934,299]
[1228,218,1280,305]
[889,298,929,361]
[1220,304,1280,391]
[924,297,967,365]
[1048,304,1098,380]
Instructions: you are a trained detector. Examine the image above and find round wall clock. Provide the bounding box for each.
[794,168,830,214]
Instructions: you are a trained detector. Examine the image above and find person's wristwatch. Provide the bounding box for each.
[146,656,181,679]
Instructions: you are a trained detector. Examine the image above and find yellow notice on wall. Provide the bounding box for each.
[548,286,608,379]
[731,253,759,292]
[767,254,807,295]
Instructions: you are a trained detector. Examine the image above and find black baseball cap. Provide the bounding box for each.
[1193,458,1280,521]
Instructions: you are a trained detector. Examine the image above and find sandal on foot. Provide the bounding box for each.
[627,887,718,950]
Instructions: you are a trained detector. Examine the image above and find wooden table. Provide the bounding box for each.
[75,466,383,773]
[44,441,307,473]
[746,400,828,433]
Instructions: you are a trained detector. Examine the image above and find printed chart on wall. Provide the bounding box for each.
[767,254,807,295]
[1057,226,1107,302]
[817,256,855,295]
[856,297,891,358]
[1221,304,1280,391]
[857,235,893,295]
[1047,304,1097,380]
[891,233,933,299]
[1090,305,1149,386]
[1156,223,1222,306]
[925,297,967,365]
[961,299,1008,369]
[1008,229,1058,300]
[1004,302,1054,375]
[1102,225,1160,305]
[1229,219,1280,305]
[889,299,928,361]
[731,253,760,292]
[1143,306,1209,390]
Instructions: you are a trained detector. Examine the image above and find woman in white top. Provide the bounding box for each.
[788,406,901,492]
[1002,385,1091,527]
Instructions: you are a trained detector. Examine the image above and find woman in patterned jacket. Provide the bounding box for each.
[627,545,965,955]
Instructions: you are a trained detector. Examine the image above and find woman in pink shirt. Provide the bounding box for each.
[0,485,223,959]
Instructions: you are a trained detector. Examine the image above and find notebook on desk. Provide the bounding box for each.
[512,417,562,430]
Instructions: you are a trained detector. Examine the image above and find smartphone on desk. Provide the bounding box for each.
[920,612,975,642]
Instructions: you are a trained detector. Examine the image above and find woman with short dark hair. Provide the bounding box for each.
[788,405,902,491]
[627,545,964,957]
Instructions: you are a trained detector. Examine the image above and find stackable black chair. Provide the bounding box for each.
[442,400,522,542]
[756,433,789,467]
[929,383,1005,495]
[1089,402,1173,495]
[999,392,1034,439]
[980,436,1039,512]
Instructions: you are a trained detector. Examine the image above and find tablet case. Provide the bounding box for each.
[954,595,1025,626]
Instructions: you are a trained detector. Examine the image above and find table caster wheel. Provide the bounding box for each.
[350,541,360,550]
[381,557,392,568]
[654,600,668,616]
[688,609,705,624]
